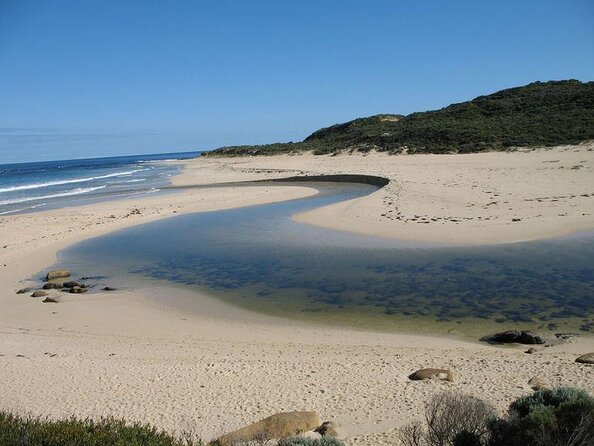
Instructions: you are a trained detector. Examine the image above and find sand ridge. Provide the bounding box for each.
[178,143,594,244]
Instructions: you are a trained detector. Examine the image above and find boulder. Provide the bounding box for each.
[69,286,88,294]
[46,270,70,281]
[217,411,321,446]
[408,368,454,382]
[42,297,59,303]
[31,290,48,298]
[519,331,544,344]
[62,281,81,288]
[314,421,339,437]
[575,353,594,364]
[43,282,64,290]
[481,330,544,345]
[528,376,548,391]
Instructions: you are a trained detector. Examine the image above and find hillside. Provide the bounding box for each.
[207,80,594,156]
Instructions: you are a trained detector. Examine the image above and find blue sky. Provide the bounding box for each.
[0,0,593,163]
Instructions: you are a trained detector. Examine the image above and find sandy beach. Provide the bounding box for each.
[1,146,594,445]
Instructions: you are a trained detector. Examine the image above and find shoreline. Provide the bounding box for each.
[2,150,594,445]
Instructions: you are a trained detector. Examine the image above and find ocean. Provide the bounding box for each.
[0,151,202,215]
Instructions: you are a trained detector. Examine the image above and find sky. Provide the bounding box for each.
[0,0,593,163]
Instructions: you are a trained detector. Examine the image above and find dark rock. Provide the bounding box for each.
[315,421,339,437]
[16,288,32,294]
[42,297,59,303]
[481,330,544,345]
[555,333,580,341]
[46,269,70,281]
[408,368,454,382]
[43,282,63,290]
[525,347,537,354]
[519,331,545,344]
[62,281,82,288]
[102,286,117,291]
[31,290,48,298]
[69,286,88,294]
[575,353,594,364]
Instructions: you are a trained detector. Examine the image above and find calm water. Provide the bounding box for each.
[59,182,594,337]
[0,151,201,215]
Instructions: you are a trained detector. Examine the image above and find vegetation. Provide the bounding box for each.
[277,437,344,446]
[0,411,347,446]
[207,80,594,156]
[0,413,204,446]
[399,387,594,446]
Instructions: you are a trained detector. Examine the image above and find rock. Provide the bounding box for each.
[217,411,321,446]
[69,286,88,294]
[528,376,549,391]
[46,270,70,280]
[314,421,339,437]
[31,290,48,298]
[575,353,594,364]
[62,281,82,288]
[481,330,544,345]
[525,347,537,354]
[408,368,454,382]
[42,297,59,303]
[102,286,117,291]
[43,282,64,290]
[519,331,544,344]
[16,288,32,294]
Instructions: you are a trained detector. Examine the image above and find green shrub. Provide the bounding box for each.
[489,387,594,446]
[509,386,594,418]
[0,411,203,446]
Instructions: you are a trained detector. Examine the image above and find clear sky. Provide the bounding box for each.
[0,0,593,163]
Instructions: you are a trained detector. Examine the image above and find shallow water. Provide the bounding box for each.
[59,182,594,337]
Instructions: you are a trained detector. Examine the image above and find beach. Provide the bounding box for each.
[1,146,594,445]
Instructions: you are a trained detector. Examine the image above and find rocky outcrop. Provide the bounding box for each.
[481,330,544,345]
[46,270,70,281]
[31,290,48,298]
[408,368,454,382]
[575,353,594,364]
[217,411,321,446]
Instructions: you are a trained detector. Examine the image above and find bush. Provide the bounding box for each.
[489,387,594,446]
[0,411,203,446]
[399,392,496,446]
[400,387,594,446]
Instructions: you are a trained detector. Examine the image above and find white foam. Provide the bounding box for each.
[0,203,46,215]
[0,169,147,193]
[0,186,106,205]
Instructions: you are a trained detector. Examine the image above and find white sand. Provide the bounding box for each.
[1,147,593,445]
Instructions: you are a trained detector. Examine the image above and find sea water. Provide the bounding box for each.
[0,151,201,215]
